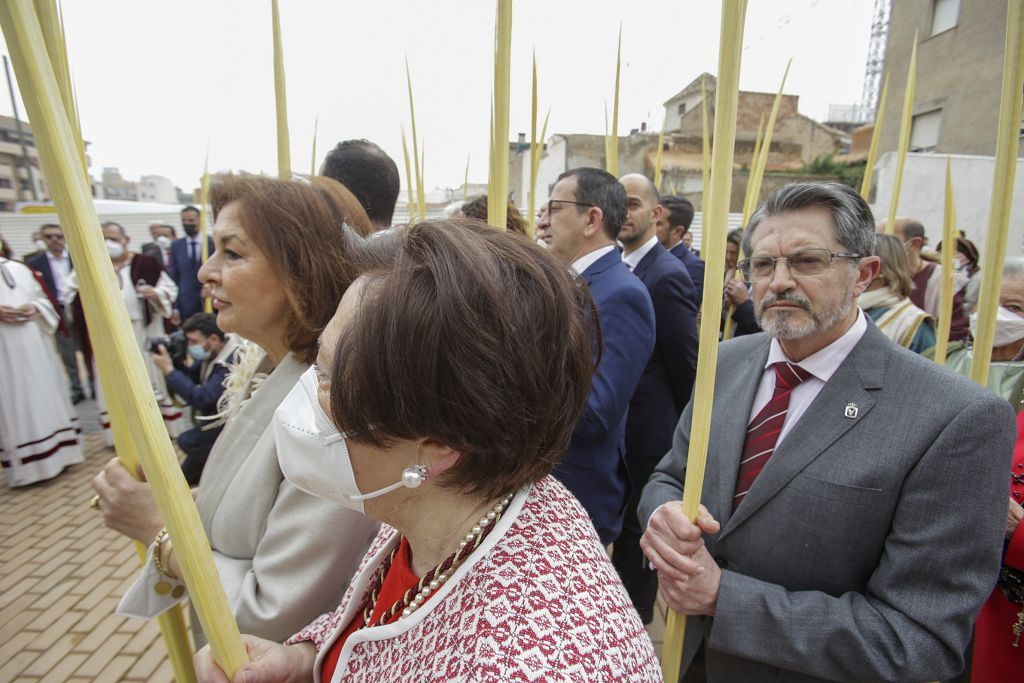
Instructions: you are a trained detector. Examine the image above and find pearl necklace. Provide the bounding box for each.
[402,491,514,618]
[362,491,515,627]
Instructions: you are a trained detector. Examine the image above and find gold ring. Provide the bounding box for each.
[89,494,100,510]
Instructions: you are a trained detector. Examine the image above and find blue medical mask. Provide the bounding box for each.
[187,344,211,361]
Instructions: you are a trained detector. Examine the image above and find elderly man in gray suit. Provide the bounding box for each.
[639,181,1014,682]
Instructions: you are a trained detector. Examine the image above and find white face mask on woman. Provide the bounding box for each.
[106,239,125,259]
[969,306,1024,348]
[272,366,427,513]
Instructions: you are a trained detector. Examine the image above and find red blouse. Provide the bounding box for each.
[321,537,428,681]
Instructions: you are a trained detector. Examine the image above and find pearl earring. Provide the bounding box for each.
[402,465,427,488]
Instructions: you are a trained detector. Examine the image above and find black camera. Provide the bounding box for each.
[147,330,187,362]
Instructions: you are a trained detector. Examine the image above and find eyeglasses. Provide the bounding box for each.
[738,248,862,280]
[546,199,594,215]
[42,233,64,240]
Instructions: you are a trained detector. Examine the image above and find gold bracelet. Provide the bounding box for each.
[152,527,179,580]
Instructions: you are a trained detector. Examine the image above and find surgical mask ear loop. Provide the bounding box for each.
[350,465,427,502]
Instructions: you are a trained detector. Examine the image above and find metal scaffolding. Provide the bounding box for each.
[860,0,892,120]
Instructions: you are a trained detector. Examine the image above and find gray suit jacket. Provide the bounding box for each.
[639,321,1014,682]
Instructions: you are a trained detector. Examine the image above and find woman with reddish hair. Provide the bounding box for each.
[92,175,381,647]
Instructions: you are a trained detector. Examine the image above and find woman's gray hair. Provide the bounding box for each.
[1003,256,1024,278]
[742,181,877,259]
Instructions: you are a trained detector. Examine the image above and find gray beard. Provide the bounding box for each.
[756,286,854,341]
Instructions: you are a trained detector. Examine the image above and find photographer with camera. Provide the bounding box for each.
[150,313,237,485]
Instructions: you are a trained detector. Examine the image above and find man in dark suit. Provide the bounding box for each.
[320,139,400,231]
[639,182,1014,682]
[168,206,214,322]
[536,167,654,545]
[27,223,86,402]
[656,195,705,306]
[614,174,699,623]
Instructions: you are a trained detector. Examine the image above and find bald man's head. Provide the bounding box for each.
[883,217,926,261]
[620,173,659,205]
[879,217,925,241]
[619,173,663,252]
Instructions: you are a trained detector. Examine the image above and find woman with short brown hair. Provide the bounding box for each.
[92,174,381,647]
[196,218,661,682]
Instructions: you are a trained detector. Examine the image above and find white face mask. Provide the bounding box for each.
[156,236,172,250]
[272,366,427,513]
[106,239,125,259]
[969,306,1024,348]
[34,239,47,251]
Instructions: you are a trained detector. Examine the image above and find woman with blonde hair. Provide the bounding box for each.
[92,175,381,646]
[858,233,935,353]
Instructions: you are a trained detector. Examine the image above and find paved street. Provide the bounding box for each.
[0,429,175,683]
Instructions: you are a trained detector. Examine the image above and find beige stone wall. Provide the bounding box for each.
[850,124,874,158]
[677,92,840,166]
[879,0,1007,157]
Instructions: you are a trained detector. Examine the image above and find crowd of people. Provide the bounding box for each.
[0,137,1021,682]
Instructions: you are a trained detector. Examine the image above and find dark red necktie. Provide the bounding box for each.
[734,362,812,509]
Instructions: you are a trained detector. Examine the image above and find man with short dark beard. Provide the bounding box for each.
[639,182,1014,682]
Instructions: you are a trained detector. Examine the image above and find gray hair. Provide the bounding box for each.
[742,182,876,258]
[1004,256,1024,278]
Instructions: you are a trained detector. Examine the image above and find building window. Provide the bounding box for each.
[910,109,942,152]
[930,0,959,36]
[0,178,10,188]
[677,103,687,115]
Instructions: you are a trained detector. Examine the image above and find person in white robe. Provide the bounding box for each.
[67,223,183,445]
[0,257,85,487]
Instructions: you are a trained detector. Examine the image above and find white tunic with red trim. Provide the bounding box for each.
[68,262,183,445]
[0,258,84,487]
[288,475,661,682]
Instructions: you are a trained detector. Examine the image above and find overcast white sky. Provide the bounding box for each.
[0,0,874,194]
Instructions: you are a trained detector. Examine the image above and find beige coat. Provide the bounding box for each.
[193,351,379,646]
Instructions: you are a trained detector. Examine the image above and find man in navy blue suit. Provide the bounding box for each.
[656,195,705,306]
[536,167,655,545]
[613,174,700,623]
[168,205,214,323]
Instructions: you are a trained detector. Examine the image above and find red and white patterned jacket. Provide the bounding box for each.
[288,475,661,682]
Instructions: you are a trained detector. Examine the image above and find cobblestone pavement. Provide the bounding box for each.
[0,401,669,682]
[0,432,176,683]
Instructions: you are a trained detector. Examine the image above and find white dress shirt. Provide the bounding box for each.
[571,244,616,276]
[621,235,659,272]
[747,310,868,446]
[45,249,71,305]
